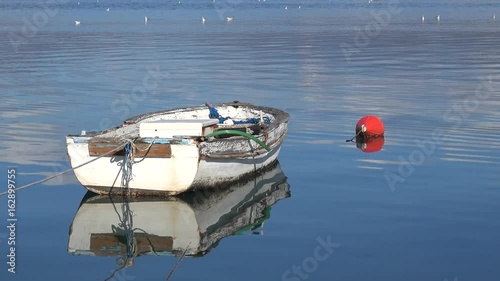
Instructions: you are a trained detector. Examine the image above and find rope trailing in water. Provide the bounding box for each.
[105,197,162,281]
[119,199,138,267]
[0,141,129,197]
[166,243,191,281]
[205,130,272,152]
[345,129,364,142]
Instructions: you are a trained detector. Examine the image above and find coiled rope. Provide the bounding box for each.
[121,141,134,188]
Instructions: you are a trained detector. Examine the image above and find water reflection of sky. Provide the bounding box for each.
[1,9,499,177]
[0,2,499,280]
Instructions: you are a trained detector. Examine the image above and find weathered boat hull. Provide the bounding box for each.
[66,103,289,195]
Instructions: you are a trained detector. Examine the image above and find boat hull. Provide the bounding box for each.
[66,103,289,196]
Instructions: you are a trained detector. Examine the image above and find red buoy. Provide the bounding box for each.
[356,115,384,138]
[356,137,385,153]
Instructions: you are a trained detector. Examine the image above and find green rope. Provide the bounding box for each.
[205,130,271,152]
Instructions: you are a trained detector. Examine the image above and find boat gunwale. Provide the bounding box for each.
[66,103,290,157]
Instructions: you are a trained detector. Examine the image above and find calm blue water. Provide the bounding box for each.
[1,0,500,280]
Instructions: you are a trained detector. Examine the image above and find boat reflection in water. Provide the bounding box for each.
[68,161,290,267]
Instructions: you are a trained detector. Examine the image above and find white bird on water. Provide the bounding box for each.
[421,15,425,22]
[226,16,234,22]
[74,20,81,26]
[493,14,496,20]
[144,16,149,24]
[106,8,110,12]
[435,14,440,21]
[285,6,287,10]
[202,16,206,23]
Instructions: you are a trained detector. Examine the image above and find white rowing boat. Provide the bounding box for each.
[65,102,289,195]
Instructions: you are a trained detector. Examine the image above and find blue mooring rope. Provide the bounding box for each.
[121,141,133,188]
